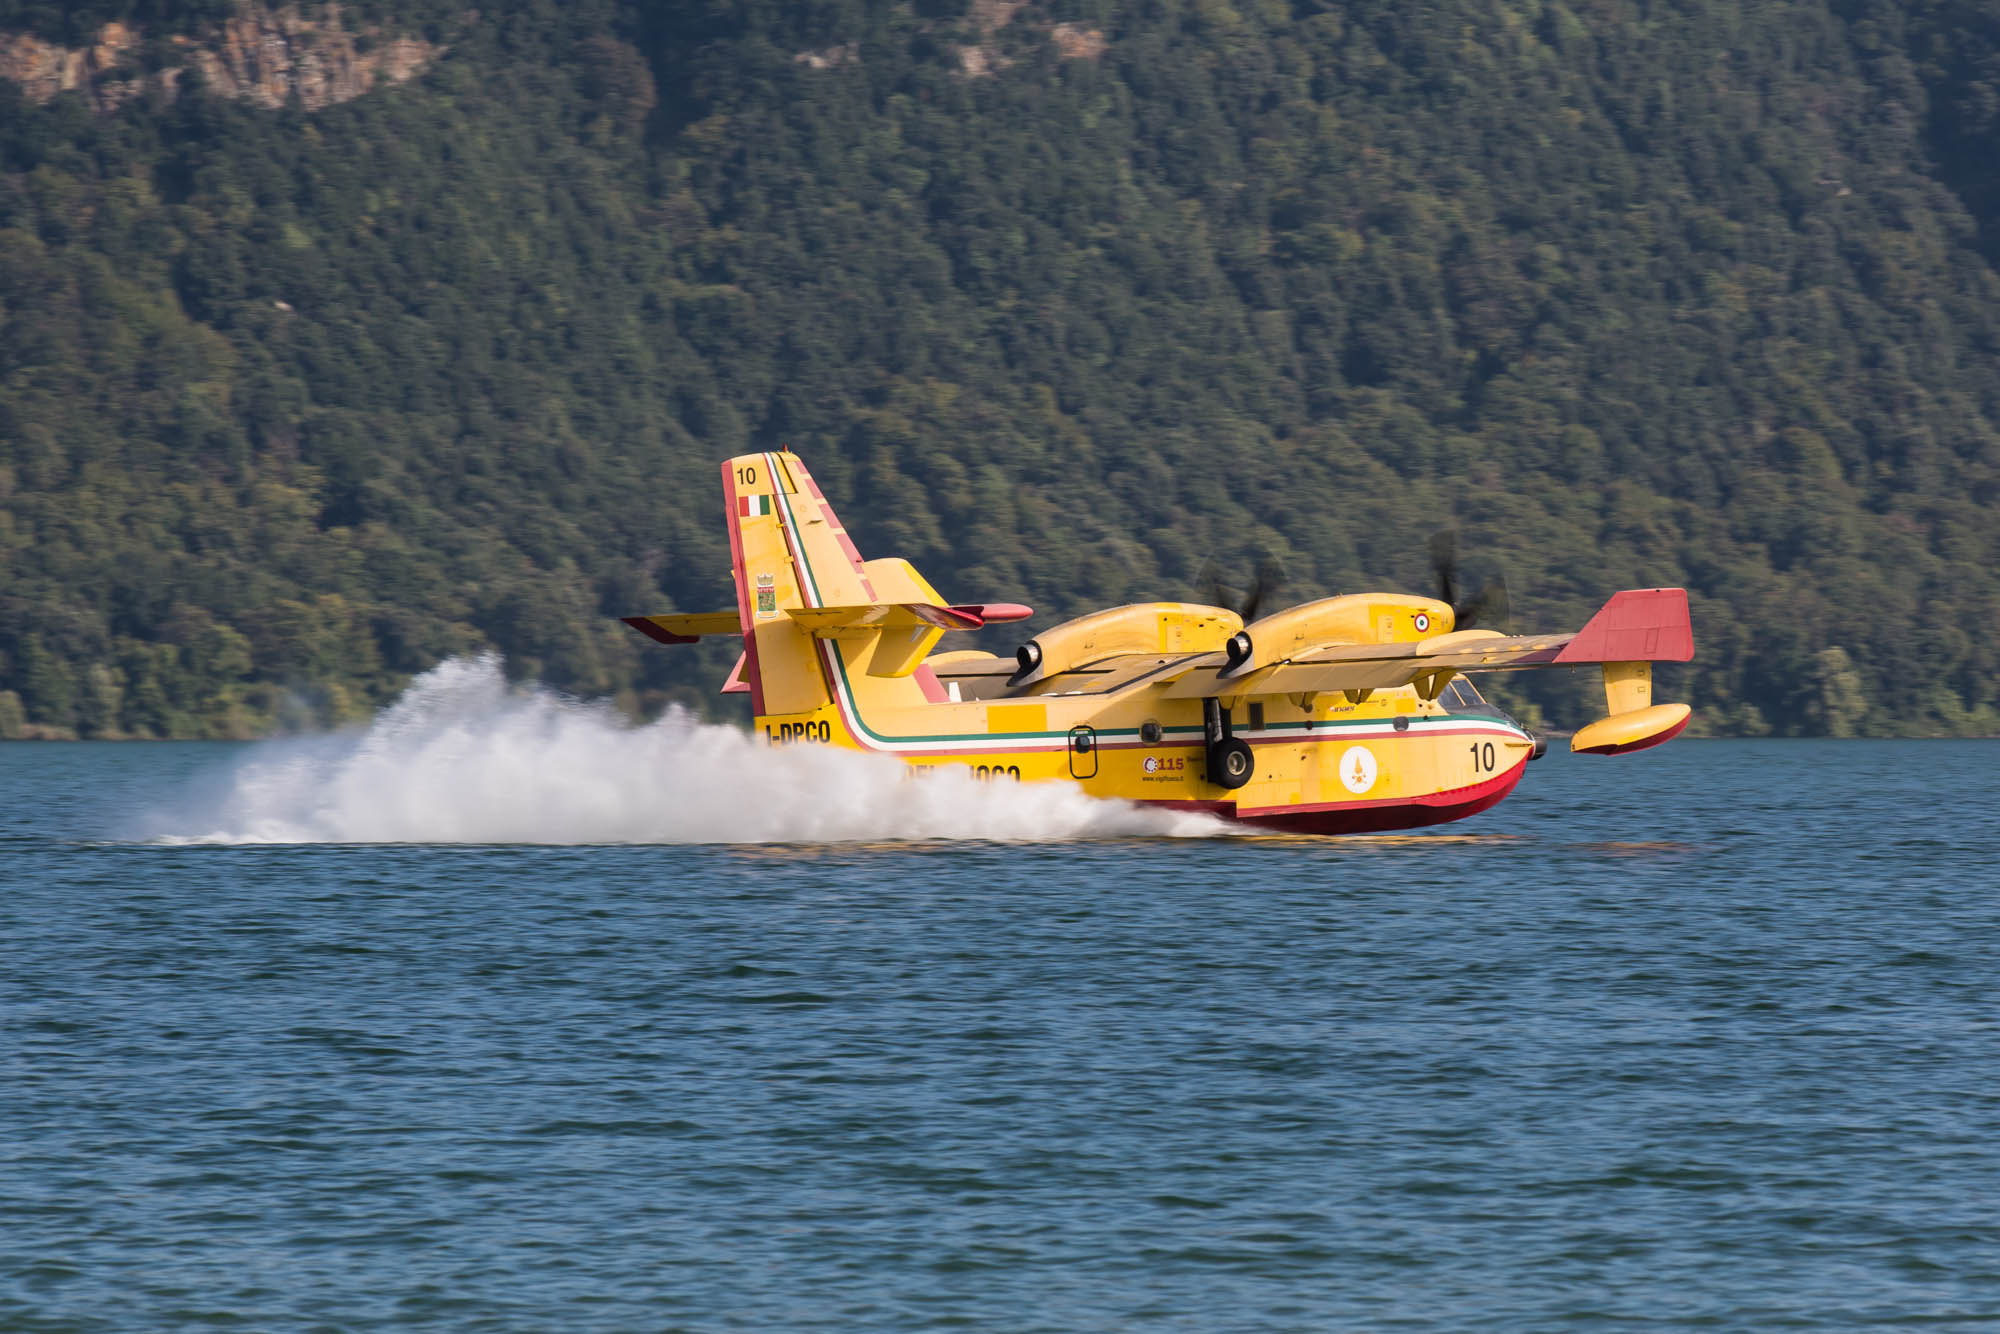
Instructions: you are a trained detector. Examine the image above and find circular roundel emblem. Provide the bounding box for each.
[1339,745,1379,795]
[1143,755,1160,774]
[1413,611,1431,633]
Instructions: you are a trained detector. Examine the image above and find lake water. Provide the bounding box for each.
[4,665,1998,1331]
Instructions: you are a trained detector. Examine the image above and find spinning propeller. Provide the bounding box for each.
[1199,552,1288,624]
[1428,530,1510,630]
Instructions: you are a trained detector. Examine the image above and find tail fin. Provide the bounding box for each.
[625,451,1029,721]
[722,451,999,714]
[724,451,849,716]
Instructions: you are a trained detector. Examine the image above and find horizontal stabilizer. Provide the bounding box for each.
[618,596,1006,643]
[788,603,985,633]
[621,611,743,644]
[949,602,1033,624]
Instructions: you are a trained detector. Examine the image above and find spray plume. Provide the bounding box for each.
[148,655,1227,845]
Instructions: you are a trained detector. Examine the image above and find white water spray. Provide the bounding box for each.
[148,655,1227,845]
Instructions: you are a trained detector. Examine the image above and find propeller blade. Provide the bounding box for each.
[1429,529,1509,629]
[1238,553,1286,624]
[1456,574,1511,629]
[1197,552,1286,622]
[1428,530,1459,611]
[1195,558,1233,613]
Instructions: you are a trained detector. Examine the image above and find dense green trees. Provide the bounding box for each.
[2,0,1998,737]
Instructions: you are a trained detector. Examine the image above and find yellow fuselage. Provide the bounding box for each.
[759,638,1536,834]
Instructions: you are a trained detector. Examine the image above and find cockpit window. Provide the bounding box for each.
[1440,677,1488,711]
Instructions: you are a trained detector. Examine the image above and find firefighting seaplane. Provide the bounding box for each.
[622,452,1694,834]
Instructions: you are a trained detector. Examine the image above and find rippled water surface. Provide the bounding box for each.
[5,734,1999,1331]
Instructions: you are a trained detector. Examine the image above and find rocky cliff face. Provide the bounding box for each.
[0,21,141,109]
[0,5,438,113]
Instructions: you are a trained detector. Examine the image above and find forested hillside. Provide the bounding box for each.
[3,0,1998,737]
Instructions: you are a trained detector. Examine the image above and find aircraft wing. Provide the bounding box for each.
[1153,632,1573,698]
[1153,589,1692,700]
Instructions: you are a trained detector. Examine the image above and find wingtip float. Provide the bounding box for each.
[623,451,1695,835]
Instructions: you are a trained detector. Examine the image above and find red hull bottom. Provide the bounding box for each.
[1160,762,1529,836]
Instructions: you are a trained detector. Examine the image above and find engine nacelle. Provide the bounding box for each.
[1012,602,1243,685]
[1220,593,1455,678]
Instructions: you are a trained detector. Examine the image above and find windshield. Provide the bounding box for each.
[1439,677,1488,711]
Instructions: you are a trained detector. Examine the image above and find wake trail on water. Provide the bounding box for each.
[145,655,1229,845]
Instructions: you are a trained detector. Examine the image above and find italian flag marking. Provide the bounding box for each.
[739,494,773,517]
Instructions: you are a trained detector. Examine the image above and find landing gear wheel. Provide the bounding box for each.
[1208,737,1254,790]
